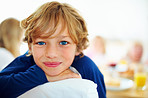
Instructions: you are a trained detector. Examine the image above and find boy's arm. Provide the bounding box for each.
[0,54,48,98]
[72,55,106,98]
[0,65,47,98]
[45,68,80,82]
[1,54,35,74]
[0,53,79,98]
[0,65,48,98]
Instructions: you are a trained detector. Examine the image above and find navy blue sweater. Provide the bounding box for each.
[0,54,106,98]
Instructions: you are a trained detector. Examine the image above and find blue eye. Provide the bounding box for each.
[37,42,46,45]
[60,41,68,45]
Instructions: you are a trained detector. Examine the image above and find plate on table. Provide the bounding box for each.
[106,78,134,91]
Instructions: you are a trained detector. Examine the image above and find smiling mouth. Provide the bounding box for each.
[43,62,62,67]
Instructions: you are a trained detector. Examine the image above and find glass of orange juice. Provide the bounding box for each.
[134,65,147,90]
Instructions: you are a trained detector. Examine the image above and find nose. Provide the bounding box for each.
[45,44,58,59]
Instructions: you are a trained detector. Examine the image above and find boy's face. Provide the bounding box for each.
[130,45,143,62]
[29,25,79,76]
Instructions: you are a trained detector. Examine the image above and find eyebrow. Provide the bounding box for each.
[59,35,70,38]
[48,35,70,39]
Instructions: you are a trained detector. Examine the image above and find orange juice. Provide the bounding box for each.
[134,73,147,89]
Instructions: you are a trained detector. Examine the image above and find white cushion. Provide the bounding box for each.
[19,78,98,98]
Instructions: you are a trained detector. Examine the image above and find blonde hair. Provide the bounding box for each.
[21,1,89,56]
[0,18,23,57]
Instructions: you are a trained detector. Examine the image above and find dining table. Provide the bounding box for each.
[99,62,148,98]
[106,80,148,98]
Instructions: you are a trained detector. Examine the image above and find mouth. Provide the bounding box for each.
[43,62,62,67]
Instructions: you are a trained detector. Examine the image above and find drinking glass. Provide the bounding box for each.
[134,64,147,90]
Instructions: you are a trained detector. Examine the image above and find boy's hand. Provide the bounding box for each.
[45,68,80,82]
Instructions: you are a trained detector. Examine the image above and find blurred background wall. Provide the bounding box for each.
[0,0,148,61]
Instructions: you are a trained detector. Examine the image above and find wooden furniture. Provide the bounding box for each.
[107,84,148,98]
[101,64,148,98]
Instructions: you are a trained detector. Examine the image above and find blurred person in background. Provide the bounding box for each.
[84,36,119,87]
[85,36,108,68]
[117,41,144,78]
[127,41,143,64]
[0,18,24,71]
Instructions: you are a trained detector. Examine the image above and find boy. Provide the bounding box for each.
[0,1,106,98]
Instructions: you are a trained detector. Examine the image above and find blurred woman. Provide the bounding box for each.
[85,36,108,67]
[0,18,23,70]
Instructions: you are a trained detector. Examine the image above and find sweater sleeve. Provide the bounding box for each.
[1,54,35,74]
[72,55,106,98]
[0,54,48,98]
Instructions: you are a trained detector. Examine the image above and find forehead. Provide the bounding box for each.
[40,24,69,39]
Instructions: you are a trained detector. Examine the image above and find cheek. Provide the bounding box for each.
[31,47,43,63]
[61,46,77,60]
[62,49,74,57]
